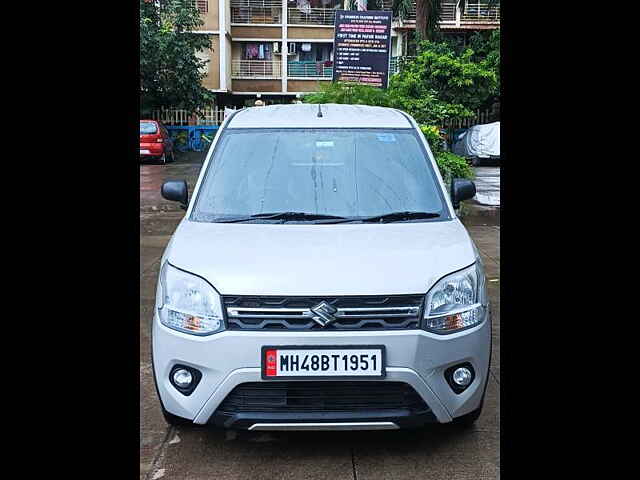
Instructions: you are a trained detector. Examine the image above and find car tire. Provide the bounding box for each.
[471,157,480,167]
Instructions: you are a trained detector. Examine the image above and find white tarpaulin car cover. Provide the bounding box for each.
[453,121,500,159]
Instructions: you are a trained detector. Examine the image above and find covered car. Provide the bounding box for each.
[452,122,500,165]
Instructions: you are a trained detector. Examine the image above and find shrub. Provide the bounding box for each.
[419,125,443,153]
[387,41,497,125]
[435,151,474,185]
[303,82,390,106]
[303,33,498,128]
[418,125,473,182]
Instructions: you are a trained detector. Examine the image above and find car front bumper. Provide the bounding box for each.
[152,309,491,429]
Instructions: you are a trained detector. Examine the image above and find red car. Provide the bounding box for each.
[140,120,175,164]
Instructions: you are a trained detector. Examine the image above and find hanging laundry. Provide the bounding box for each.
[245,44,259,60]
[296,0,311,14]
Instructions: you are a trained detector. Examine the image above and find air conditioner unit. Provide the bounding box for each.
[273,42,279,53]
[288,42,297,54]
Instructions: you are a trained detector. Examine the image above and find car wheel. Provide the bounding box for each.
[471,157,480,167]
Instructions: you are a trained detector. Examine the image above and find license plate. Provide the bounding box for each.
[262,345,385,379]
[140,149,151,154]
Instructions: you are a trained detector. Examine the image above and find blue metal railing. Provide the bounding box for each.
[288,61,332,78]
[165,126,219,152]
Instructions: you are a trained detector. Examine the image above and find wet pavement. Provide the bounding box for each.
[140,152,500,480]
[473,167,500,207]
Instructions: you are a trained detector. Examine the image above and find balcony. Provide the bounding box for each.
[440,1,458,24]
[232,60,282,78]
[287,8,337,26]
[378,0,413,21]
[288,60,332,78]
[230,0,282,24]
[461,2,500,22]
[385,1,499,27]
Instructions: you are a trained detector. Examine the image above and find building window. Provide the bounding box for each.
[194,0,208,14]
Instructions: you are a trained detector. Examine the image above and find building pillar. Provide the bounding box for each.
[219,0,227,91]
[397,31,403,57]
[282,0,288,93]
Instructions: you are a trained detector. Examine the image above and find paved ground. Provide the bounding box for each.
[140,152,500,480]
[472,167,500,207]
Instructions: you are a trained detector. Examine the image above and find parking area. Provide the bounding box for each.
[473,167,500,207]
[140,152,500,480]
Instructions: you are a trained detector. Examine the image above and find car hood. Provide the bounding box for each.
[166,219,476,296]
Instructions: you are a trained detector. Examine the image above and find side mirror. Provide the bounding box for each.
[161,180,189,210]
[451,178,476,209]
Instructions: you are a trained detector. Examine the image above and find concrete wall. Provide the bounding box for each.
[201,35,221,90]
[232,79,283,92]
[200,0,220,30]
[231,26,283,39]
[287,79,330,92]
[287,27,333,40]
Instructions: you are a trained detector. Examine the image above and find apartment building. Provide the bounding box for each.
[192,0,499,109]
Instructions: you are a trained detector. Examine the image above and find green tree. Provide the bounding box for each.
[140,0,213,115]
[304,82,390,106]
[387,40,497,124]
[469,29,500,99]
[304,40,496,126]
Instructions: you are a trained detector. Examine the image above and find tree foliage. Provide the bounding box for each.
[304,82,390,106]
[470,29,500,99]
[387,39,497,123]
[304,38,497,125]
[140,0,213,115]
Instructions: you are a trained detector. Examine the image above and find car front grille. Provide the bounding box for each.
[223,294,424,331]
[216,381,430,414]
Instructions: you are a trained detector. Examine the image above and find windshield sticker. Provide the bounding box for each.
[376,133,396,142]
[315,141,334,148]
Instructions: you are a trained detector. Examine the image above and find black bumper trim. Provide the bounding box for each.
[208,409,438,430]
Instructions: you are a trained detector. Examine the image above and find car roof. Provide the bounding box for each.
[227,104,413,129]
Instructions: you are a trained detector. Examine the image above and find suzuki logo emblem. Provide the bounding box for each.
[310,301,338,327]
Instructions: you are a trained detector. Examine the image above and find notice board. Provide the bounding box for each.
[332,10,393,88]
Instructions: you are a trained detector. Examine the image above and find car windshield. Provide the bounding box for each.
[191,128,449,223]
[140,122,158,134]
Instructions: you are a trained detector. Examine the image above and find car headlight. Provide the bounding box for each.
[157,263,225,335]
[423,262,487,334]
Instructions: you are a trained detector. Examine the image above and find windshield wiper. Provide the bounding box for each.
[321,211,441,224]
[212,211,439,224]
[360,211,441,223]
[213,211,349,223]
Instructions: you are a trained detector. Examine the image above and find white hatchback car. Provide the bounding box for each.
[152,104,490,431]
